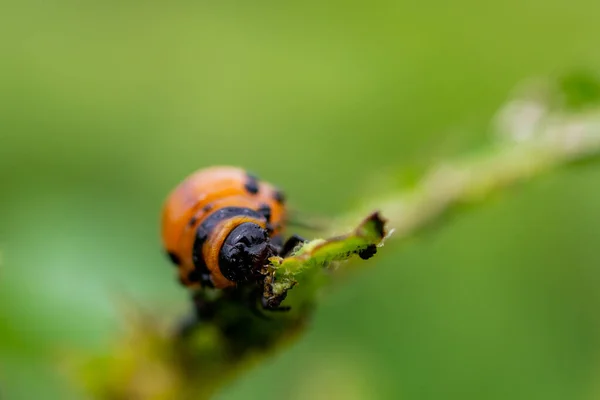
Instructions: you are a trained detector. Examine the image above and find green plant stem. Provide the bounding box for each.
[340,106,600,241]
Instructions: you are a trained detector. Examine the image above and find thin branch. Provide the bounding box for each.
[340,95,600,240]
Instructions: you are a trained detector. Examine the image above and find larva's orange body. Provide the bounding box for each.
[161,166,287,290]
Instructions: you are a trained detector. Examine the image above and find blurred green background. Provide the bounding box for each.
[2,1,600,399]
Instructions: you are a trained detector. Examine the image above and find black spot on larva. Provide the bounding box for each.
[187,270,201,283]
[265,222,274,234]
[244,173,260,194]
[167,251,181,266]
[273,189,285,204]
[191,257,213,288]
[257,203,272,222]
[199,273,214,288]
[188,216,198,227]
[203,203,213,212]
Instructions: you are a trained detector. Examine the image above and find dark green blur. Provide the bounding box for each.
[2,1,600,399]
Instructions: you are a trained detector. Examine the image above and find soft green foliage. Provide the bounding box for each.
[3,2,600,399]
[67,81,600,399]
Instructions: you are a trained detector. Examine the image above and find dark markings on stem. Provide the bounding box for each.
[366,212,387,238]
[358,244,378,260]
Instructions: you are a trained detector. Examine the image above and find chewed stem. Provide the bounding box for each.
[262,212,388,303]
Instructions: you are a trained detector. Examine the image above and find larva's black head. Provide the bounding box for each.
[219,222,276,283]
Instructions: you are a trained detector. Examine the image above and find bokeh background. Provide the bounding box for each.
[2,1,600,399]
